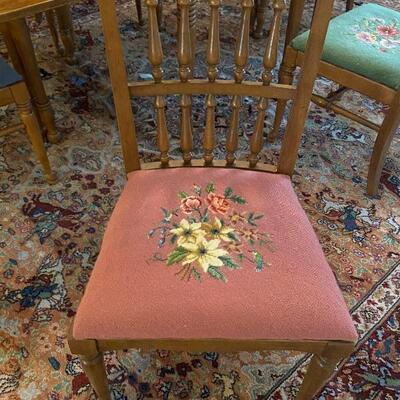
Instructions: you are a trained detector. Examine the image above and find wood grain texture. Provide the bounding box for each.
[146,0,169,166]
[0,0,71,23]
[226,0,253,166]
[249,0,285,167]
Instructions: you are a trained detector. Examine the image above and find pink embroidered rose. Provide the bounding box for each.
[376,25,398,36]
[180,196,202,214]
[356,32,376,44]
[206,193,230,215]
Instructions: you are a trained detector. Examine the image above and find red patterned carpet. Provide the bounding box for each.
[0,0,399,399]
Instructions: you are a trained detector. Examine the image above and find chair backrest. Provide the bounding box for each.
[98,0,334,176]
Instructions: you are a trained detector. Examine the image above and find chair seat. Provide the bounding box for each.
[291,4,400,90]
[73,168,357,342]
[0,57,22,89]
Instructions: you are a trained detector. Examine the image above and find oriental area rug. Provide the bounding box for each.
[0,0,399,399]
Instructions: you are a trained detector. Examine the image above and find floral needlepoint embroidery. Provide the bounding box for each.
[351,16,400,52]
[148,183,274,283]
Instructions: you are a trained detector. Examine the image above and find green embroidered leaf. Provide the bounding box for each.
[206,182,215,193]
[230,194,246,204]
[227,232,239,241]
[167,247,188,265]
[208,266,227,282]
[202,210,209,222]
[192,268,202,282]
[247,212,263,226]
[178,191,189,199]
[220,256,240,270]
[224,187,233,198]
[170,235,177,244]
[161,207,169,216]
[253,251,264,272]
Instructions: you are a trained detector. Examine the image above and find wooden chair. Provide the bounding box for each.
[269,3,400,197]
[68,0,357,399]
[0,57,55,183]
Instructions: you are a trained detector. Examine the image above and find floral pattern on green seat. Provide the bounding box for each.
[353,16,400,52]
[291,4,400,89]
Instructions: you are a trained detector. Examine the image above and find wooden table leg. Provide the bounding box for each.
[252,0,268,39]
[11,81,56,184]
[5,18,59,144]
[45,9,63,56]
[55,5,76,64]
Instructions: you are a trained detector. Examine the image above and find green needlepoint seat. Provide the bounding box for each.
[291,4,400,90]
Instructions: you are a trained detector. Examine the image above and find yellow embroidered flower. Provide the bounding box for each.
[203,217,235,242]
[170,219,205,245]
[181,237,228,273]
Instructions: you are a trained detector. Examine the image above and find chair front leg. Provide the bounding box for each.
[80,351,111,400]
[268,47,297,142]
[296,342,353,400]
[69,335,111,400]
[367,90,400,197]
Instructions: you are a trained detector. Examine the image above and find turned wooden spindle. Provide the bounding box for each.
[249,0,285,168]
[203,0,221,166]
[177,0,193,164]
[146,0,169,166]
[226,0,254,166]
[189,0,197,76]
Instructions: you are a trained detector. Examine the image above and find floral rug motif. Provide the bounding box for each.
[0,0,400,399]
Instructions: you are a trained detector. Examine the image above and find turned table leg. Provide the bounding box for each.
[253,0,268,39]
[45,10,63,55]
[5,18,59,144]
[55,5,76,64]
[11,82,56,184]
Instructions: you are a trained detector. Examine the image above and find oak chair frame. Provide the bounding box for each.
[0,62,55,183]
[269,0,400,197]
[68,0,356,398]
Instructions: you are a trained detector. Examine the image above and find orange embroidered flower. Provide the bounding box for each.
[180,196,202,214]
[206,193,230,215]
[239,229,258,242]
[223,241,243,254]
[229,211,247,225]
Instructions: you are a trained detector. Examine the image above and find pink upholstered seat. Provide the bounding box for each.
[73,168,357,342]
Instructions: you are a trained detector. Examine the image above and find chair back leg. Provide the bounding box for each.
[368,90,400,196]
[268,47,297,142]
